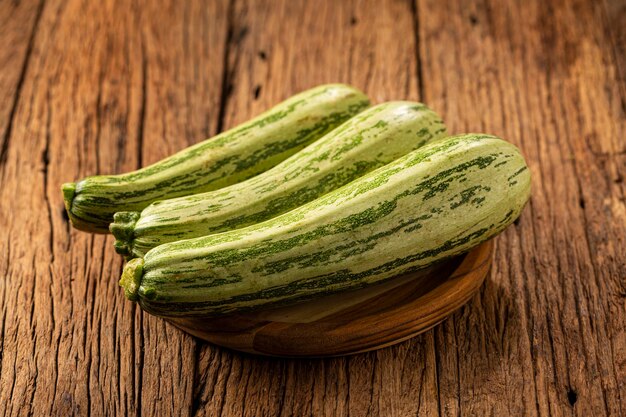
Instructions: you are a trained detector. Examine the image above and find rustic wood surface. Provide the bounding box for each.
[0,0,623,415]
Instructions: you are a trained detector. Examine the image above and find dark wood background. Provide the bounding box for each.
[1,0,624,415]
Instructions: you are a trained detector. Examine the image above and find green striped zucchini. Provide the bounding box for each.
[120,134,531,317]
[111,101,447,258]
[62,84,370,233]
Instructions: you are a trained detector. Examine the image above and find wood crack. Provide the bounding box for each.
[137,33,148,170]
[215,0,237,135]
[410,0,425,101]
[552,77,617,417]
[43,90,54,263]
[188,343,202,417]
[0,240,11,398]
[343,357,350,417]
[433,332,443,417]
[7,271,24,415]
[0,0,46,170]
[94,58,104,175]
[600,0,626,112]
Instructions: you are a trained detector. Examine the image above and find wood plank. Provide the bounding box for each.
[190,1,439,416]
[0,0,227,415]
[219,0,420,129]
[603,0,626,103]
[417,0,625,416]
[0,1,140,413]
[0,0,44,167]
[135,1,228,416]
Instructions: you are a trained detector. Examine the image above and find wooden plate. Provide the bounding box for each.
[166,240,493,357]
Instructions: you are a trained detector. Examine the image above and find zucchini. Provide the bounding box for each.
[111,101,447,258]
[120,134,531,317]
[62,84,370,233]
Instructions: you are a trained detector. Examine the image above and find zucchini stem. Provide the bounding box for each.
[62,181,106,233]
[110,211,140,258]
[120,258,144,302]
[62,182,76,215]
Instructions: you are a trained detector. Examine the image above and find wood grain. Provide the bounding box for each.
[418,0,625,415]
[0,0,623,416]
[0,0,227,416]
[603,0,626,102]
[0,0,44,166]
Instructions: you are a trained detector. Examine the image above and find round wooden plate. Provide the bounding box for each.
[166,240,493,357]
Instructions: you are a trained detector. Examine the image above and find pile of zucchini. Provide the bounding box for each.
[63,84,531,318]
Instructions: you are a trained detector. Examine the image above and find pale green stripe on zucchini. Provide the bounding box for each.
[120,134,531,318]
[62,84,370,233]
[111,101,447,258]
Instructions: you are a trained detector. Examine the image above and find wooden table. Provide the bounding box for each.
[1,0,624,415]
